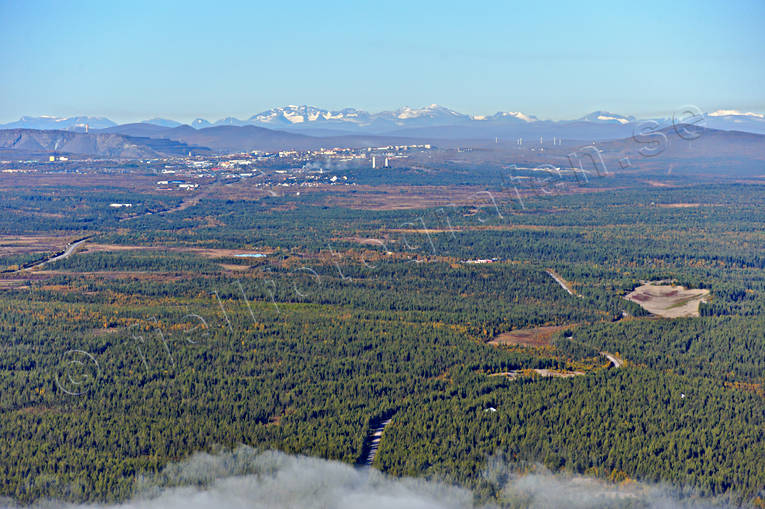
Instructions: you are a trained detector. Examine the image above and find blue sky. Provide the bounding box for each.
[1,0,763,123]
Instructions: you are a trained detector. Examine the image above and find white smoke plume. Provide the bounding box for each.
[18,447,733,509]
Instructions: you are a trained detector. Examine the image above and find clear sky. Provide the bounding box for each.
[1,0,763,123]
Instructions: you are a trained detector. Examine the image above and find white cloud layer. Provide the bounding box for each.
[16,447,733,509]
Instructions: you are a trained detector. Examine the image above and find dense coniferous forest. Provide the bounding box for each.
[0,178,762,506]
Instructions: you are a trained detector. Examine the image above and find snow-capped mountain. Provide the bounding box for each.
[709,109,764,119]
[244,104,474,129]
[247,106,373,127]
[478,111,538,122]
[705,109,765,134]
[577,111,636,124]
[0,116,117,131]
[378,104,470,124]
[191,118,212,129]
[4,107,765,137]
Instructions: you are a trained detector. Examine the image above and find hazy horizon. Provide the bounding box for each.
[1,0,764,124]
[3,103,765,127]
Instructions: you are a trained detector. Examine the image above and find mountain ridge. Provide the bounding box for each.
[1,124,764,166]
[5,106,764,135]
[0,128,210,159]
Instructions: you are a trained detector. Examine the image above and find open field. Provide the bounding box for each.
[625,283,710,318]
[0,235,76,257]
[488,368,585,379]
[320,185,516,210]
[321,184,626,210]
[80,243,273,258]
[489,325,572,347]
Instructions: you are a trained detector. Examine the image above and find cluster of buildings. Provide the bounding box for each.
[142,144,435,192]
[0,143,435,195]
[156,179,198,190]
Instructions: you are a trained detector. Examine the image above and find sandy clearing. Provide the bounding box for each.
[337,236,388,246]
[220,264,250,272]
[625,283,710,318]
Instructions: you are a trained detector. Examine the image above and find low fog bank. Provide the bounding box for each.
[17,447,733,509]
[486,456,728,509]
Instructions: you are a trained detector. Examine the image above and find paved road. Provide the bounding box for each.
[21,236,90,271]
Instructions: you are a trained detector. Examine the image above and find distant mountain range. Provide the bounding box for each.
[2,106,764,137]
[2,123,764,172]
[0,129,210,159]
[2,105,765,162]
[0,125,434,158]
[0,116,117,131]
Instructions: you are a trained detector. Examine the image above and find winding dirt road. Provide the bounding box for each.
[361,418,392,467]
[600,351,623,368]
[546,269,580,297]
